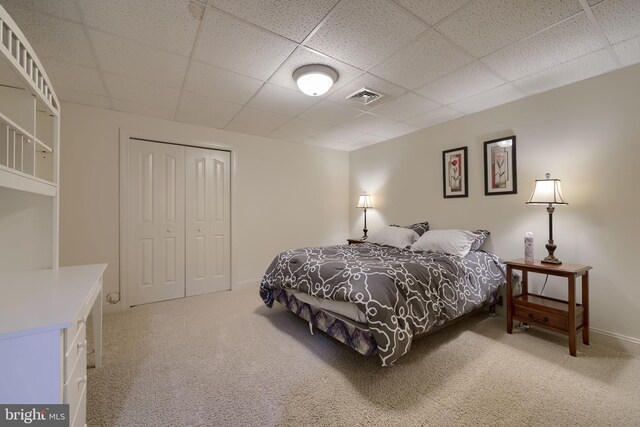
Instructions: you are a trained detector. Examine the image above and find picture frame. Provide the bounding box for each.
[483,136,517,195]
[442,146,468,198]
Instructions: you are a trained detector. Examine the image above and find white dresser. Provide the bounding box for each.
[0,264,106,427]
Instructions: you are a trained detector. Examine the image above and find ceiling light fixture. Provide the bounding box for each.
[293,64,338,97]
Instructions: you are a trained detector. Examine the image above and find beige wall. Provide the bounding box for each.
[59,103,349,308]
[350,64,640,347]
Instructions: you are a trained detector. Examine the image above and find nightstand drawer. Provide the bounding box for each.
[514,305,568,331]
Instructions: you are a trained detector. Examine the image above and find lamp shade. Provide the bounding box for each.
[356,193,373,209]
[526,173,568,205]
[293,64,338,96]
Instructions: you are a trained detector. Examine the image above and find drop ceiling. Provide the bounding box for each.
[3,0,639,151]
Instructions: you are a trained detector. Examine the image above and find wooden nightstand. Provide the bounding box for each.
[506,259,592,356]
[347,238,365,245]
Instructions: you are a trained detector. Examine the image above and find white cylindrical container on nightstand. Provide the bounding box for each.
[524,232,534,263]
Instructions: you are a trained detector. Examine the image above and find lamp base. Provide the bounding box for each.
[541,239,562,265]
[362,228,368,240]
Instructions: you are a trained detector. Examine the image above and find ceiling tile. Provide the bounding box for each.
[212,0,339,43]
[326,73,408,111]
[448,84,524,114]
[416,61,504,105]
[2,6,96,67]
[305,126,365,145]
[225,106,292,136]
[593,0,640,45]
[343,133,386,148]
[89,30,189,89]
[512,49,617,95]
[613,35,640,66]
[394,0,471,26]
[57,88,111,109]
[298,100,363,125]
[369,92,440,121]
[482,13,604,81]
[184,61,264,104]
[248,83,319,116]
[268,47,364,94]
[41,59,107,96]
[404,106,463,128]
[370,30,474,89]
[268,118,332,142]
[436,0,583,57]
[178,92,243,121]
[305,0,427,70]
[111,99,176,120]
[1,0,83,22]
[103,73,181,111]
[80,0,203,55]
[338,113,397,134]
[369,122,420,139]
[175,111,230,130]
[196,9,297,81]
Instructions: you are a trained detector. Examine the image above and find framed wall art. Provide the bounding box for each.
[483,135,517,195]
[442,146,468,198]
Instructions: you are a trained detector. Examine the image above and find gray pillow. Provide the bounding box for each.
[391,221,430,237]
[470,230,490,251]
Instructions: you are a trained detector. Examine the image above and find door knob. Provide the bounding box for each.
[197,228,202,232]
[166,229,171,233]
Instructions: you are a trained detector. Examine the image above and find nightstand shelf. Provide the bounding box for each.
[506,259,592,356]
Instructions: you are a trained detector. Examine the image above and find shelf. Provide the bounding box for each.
[0,13,59,116]
[35,138,52,153]
[0,164,56,196]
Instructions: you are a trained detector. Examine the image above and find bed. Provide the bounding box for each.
[259,226,507,366]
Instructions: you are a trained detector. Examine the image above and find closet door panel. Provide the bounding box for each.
[129,140,185,305]
[186,147,230,296]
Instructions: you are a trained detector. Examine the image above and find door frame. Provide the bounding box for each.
[118,128,234,310]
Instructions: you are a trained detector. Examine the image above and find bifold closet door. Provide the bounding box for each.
[128,140,185,305]
[185,147,231,296]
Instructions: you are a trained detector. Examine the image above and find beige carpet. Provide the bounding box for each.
[87,288,639,426]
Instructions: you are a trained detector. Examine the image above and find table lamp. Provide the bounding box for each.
[356,192,373,240]
[526,173,568,264]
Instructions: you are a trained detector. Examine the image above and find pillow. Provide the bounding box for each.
[410,229,476,257]
[368,226,420,249]
[390,221,430,237]
[470,230,490,251]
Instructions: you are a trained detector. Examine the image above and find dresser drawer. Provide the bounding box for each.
[514,304,568,331]
[64,344,87,419]
[64,314,89,354]
[64,323,86,382]
[64,276,101,354]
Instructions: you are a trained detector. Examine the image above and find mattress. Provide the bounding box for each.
[284,289,367,323]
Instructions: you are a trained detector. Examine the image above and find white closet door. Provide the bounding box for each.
[129,139,185,305]
[185,147,231,296]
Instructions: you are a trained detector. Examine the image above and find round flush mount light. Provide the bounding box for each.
[293,64,338,97]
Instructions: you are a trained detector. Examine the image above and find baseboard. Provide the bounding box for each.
[103,301,125,313]
[234,279,260,291]
[590,328,640,357]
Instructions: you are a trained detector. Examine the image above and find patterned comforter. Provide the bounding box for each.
[259,243,506,366]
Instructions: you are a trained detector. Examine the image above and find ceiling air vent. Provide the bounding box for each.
[345,87,383,105]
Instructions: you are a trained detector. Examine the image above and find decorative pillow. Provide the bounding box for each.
[470,230,491,251]
[410,229,476,257]
[390,221,430,237]
[368,226,420,249]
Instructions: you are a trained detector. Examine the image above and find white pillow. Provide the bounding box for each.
[367,226,420,249]
[410,229,477,257]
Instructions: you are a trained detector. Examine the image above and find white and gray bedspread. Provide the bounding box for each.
[259,243,506,366]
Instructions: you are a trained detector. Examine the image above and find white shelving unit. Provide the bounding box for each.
[0,7,59,197]
[0,6,103,427]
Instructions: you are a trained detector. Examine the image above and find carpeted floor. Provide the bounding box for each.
[87,288,639,426]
